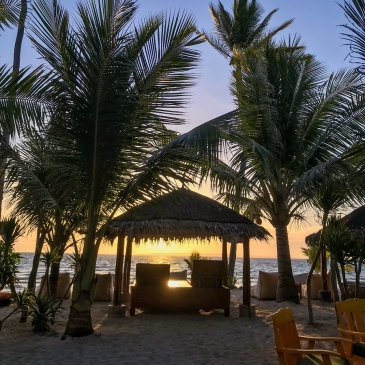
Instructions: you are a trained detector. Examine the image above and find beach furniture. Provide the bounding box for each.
[272,307,352,365]
[37,272,72,299]
[130,262,230,316]
[95,273,114,301]
[0,291,12,306]
[336,299,365,363]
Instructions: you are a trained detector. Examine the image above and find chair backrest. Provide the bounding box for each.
[191,260,223,288]
[272,307,302,365]
[336,298,365,340]
[135,263,170,287]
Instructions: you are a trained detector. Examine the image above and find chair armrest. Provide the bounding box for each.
[276,347,348,365]
[338,328,365,342]
[299,335,353,344]
[298,335,353,356]
[276,347,346,357]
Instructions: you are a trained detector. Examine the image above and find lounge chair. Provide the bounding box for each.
[272,307,352,365]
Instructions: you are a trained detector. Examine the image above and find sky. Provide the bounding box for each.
[1,0,355,258]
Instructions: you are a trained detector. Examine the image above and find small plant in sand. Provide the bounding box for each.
[227,272,238,289]
[28,294,63,333]
[184,251,208,272]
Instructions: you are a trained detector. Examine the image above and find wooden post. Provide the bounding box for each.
[113,232,125,306]
[242,236,250,307]
[222,238,228,287]
[126,235,133,294]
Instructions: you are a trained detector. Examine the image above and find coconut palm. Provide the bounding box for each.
[20,0,202,336]
[200,0,292,61]
[201,0,292,283]
[0,0,21,30]
[176,36,365,303]
[305,177,365,323]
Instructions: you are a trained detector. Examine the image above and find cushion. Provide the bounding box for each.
[302,274,322,300]
[94,273,113,301]
[253,271,278,300]
[298,355,349,365]
[38,273,72,299]
[353,342,365,358]
[0,291,12,307]
[169,270,187,281]
[191,260,223,288]
[135,264,170,287]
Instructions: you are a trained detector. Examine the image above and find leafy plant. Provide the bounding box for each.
[184,251,208,272]
[227,272,238,289]
[28,294,62,333]
[0,218,23,292]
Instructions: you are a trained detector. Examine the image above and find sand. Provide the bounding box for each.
[0,290,352,365]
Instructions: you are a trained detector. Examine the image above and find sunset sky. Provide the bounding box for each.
[1,0,352,258]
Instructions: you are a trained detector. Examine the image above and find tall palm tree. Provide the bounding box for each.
[0,0,21,30]
[201,0,292,61]
[201,0,292,282]
[22,0,202,336]
[176,37,365,303]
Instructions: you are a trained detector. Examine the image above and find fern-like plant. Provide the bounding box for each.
[28,294,62,333]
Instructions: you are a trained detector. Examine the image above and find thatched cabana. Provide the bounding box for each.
[108,189,270,316]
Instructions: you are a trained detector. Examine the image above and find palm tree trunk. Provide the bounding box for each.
[307,212,328,324]
[64,273,96,337]
[27,230,45,292]
[330,259,339,303]
[341,264,349,299]
[49,261,60,299]
[275,222,299,303]
[0,0,27,217]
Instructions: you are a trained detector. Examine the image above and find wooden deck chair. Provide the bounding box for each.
[336,299,365,363]
[272,307,352,365]
[135,263,170,287]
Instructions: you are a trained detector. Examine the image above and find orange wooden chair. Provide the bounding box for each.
[336,299,365,364]
[272,307,352,365]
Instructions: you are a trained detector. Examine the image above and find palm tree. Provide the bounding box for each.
[200,0,292,61]
[0,0,21,30]
[21,0,202,336]
[200,0,292,283]
[176,37,365,303]
[305,178,365,323]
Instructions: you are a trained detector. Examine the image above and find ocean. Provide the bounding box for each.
[16,252,312,291]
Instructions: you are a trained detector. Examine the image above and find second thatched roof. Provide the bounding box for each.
[108,189,270,243]
[305,205,365,246]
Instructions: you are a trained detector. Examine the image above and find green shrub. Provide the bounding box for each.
[28,295,62,333]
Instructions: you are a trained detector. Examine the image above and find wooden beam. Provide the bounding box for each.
[113,232,125,305]
[126,235,133,295]
[222,238,228,287]
[242,236,251,307]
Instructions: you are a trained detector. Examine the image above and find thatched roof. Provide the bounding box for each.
[305,206,365,246]
[108,189,270,243]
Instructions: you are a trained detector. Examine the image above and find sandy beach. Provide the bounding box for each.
[0,290,348,365]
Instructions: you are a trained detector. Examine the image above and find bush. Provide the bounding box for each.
[28,295,62,333]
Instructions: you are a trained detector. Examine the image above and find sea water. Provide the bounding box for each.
[16,252,312,291]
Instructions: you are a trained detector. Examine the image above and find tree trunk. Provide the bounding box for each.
[27,231,45,292]
[330,259,339,303]
[340,264,349,299]
[49,261,60,299]
[228,239,237,282]
[307,212,328,324]
[275,222,299,303]
[334,261,345,300]
[64,273,96,337]
[0,0,27,217]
